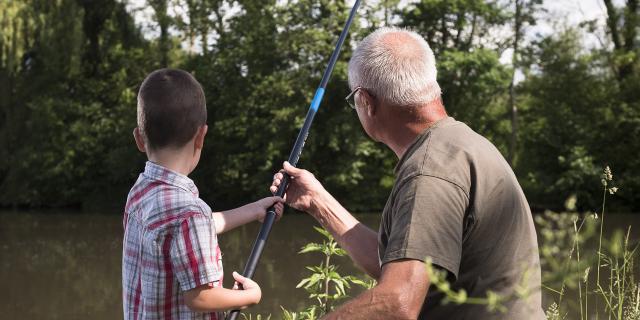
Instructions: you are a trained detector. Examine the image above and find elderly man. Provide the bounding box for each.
[271,27,544,319]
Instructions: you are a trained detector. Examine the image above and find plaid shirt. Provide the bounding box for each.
[123,161,223,320]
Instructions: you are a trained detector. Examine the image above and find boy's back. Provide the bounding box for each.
[123,161,223,320]
[123,68,282,319]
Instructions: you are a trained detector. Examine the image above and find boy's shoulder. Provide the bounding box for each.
[124,166,212,230]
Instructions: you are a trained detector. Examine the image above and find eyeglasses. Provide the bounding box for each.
[345,86,363,109]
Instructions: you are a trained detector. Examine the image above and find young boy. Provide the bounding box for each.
[123,68,284,320]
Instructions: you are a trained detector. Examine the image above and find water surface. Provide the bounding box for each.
[1,211,638,319]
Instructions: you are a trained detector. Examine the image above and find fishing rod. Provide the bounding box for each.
[226,1,361,319]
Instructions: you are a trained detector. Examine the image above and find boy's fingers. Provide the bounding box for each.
[232,271,245,283]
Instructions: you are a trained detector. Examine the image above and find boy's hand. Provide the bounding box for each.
[232,271,261,307]
[253,196,284,222]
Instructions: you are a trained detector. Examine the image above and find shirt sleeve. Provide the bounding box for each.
[381,175,469,279]
[170,212,222,291]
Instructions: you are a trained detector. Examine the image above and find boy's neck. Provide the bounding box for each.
[147,146,196,176]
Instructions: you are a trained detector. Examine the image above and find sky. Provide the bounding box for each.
[126,0,616,63]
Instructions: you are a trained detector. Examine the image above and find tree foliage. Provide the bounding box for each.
[0,0,637,212]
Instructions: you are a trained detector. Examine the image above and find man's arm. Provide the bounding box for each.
[324,259,429,320]
[310,188,381,279]
[272,162,380,278]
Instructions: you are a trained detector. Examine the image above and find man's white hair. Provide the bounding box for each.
[348,27,441,107]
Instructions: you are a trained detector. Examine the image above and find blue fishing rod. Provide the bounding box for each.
[226,1,361,319]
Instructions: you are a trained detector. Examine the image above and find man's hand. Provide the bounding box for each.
[232,271,261,307]
[270,161,327,213]
[252,196,284,222]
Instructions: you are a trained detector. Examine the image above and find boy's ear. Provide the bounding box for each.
[194,125,208,150]
[133,127,147,153]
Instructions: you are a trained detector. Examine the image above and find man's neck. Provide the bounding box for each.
[381,101,447,159]
[384,122,434,159]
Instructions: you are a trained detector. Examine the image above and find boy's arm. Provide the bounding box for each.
[212,196,284,234]
[184,272,261,312]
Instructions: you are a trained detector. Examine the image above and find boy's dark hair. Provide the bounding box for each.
[138,68,207,150]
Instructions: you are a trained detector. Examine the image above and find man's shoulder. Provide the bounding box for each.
[395,118,504,196]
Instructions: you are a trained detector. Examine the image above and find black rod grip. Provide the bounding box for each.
[226,179,288,320]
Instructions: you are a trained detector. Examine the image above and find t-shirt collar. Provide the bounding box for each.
[142,161,199,195]
[394,116,454,174]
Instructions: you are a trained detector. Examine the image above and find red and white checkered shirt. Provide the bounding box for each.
[123,161,223,320]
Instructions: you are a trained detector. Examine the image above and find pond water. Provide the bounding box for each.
[1,211,638,319]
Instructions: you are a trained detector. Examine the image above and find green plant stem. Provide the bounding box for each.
[597,283,615,314]
[609,264,613,320]
[542,284,563,295]
[578,257,585,319]
[324,253,331,314]
[585,268,589,320]
[617,228,631,320]
[596,183,607,320]
[576,217,585,320]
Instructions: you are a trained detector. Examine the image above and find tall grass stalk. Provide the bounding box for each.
[542,166,640,320]
[595,166,612,320]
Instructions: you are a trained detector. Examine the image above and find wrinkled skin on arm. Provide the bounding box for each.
[323,259,429,320]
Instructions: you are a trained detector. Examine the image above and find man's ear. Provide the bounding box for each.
[363,91,377,117]
[194,125,208,151]
[133,127,146,153]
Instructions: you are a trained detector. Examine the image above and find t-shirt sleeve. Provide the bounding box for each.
[170,212,222,291]
[381,175,468,279]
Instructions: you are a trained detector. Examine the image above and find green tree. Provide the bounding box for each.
[182,0,394,211]
[506,0,543,165]
[0,0,153,208]
[400,0,512,154]
[516,0,639,211]
[518,30,614,210]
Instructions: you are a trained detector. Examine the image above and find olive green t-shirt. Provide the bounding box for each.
[378,117,544,319]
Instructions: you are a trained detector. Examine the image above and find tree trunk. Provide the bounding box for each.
[508,0,522,166]
[150,0,170,66]
[603,0,637,81]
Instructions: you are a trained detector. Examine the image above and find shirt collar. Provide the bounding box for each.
[394,116,455,174]
[142,161,199,195]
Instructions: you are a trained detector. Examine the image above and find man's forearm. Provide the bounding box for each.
[323,260,429,320]
[322,285,404,320]
[310,190,381,279]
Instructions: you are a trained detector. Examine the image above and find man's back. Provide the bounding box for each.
[379,117,544,319]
